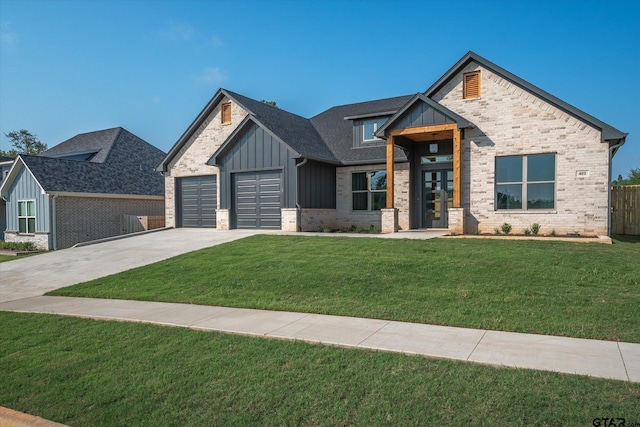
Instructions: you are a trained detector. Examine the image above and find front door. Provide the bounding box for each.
[422,169,453,228]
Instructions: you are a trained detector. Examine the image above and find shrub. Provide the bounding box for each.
[0,241,36,251]
[347,224,359,233]
[494,228,501,235]
[550,229,556,237]
[501,223,512,234]
[524,228,531,236]
[531,223,541,235]
[367,224,378,234]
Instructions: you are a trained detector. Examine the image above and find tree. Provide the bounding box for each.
[0,129,48,158]
[260,100,278,108]
[612,168,640,186]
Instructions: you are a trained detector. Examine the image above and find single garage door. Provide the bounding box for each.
[234,171,282,229]
[179,176,217,227]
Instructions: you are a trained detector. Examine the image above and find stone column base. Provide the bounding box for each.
[216,209,230,230]
[281,208,299,232]
[381,208,398,233]
[448,207,465,235]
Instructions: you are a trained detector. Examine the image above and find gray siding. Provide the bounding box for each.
[394,101,456,129]
[218,123,297,209]
[298,160,336,208]
[5,167,50,233]
[352,118,388,148]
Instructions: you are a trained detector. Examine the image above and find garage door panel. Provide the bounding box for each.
[234,171,282,229]
[179,176,217,228]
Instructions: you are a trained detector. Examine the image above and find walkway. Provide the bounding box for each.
[1,295,638,383]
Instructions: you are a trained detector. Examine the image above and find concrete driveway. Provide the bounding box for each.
[0,229,263,303]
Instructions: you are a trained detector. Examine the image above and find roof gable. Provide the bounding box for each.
[376,94,473,138]
[0,156,46,198]
[425,51,627,142]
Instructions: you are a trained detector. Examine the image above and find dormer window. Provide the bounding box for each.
[363,118,387,142]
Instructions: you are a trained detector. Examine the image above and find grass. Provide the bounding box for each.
[50,234,640,342]
[1,312,638,426]
[0,254,17,263]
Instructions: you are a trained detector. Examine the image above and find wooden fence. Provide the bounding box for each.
[121,215,166,234]
[611,185,640,235]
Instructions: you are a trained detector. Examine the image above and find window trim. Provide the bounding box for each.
[352,170,387,211]
[463,71,481,99]
[221,102,232,124]
[495,154,556,211]
[18,199,36,234]
[362,118,385,142]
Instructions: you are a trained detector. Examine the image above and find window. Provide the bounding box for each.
[352,171,387,210]
[221,103,232,124]
[463,71,481,99]
[362,118,387,142]
[496,154,555,210]
[18,200,36,233]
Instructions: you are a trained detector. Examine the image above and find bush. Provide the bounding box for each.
[0,241,36,251]
[531,223,541,235]
[501,223,512,234]
[524,228,531,236]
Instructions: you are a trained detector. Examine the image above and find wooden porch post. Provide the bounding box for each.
[453,128,461,208]
[386,136,395,208]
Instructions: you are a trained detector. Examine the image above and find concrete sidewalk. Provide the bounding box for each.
[2,295,638,383]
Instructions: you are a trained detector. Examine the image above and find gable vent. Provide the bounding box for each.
[463,71,481,99]
[221,103,232,124]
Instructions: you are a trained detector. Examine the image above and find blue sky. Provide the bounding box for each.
[0,0,638,179]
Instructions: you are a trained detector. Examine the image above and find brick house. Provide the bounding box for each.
[0,127,165,249]
[158,51,627,236]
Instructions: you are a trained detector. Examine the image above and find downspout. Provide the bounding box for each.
[295,158,308,232]
[51,194,58,250]
[608,140,625,237]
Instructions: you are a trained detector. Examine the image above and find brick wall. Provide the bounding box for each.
[334,163,410,231]
[165,97,248,227]
[55,196,164,249]
[433,62,609,236]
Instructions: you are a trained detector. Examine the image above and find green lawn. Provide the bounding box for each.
[0,254,16,263]
[50,234,640,342]
[1,312,638,426]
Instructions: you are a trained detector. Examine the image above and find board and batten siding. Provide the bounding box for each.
[218,123,297,209]
[4,167,50,233]
[393,101,456,130]
[298,160,336,209]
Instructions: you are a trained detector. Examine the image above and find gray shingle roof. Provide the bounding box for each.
[224,90,339,163]
[310,95,414,164]
[17,127,165,196]
[39,127,122,163]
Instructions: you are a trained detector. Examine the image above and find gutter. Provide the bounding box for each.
[608,139,626,237]
[295,158,308,231]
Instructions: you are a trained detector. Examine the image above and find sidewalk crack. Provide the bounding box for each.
[617,342,630,382]
[467,330,488,361]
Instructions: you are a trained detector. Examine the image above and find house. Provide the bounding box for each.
[0,156,14,240]
[0,127,165,249]
[157,51,627,237]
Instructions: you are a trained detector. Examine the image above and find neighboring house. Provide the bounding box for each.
[0,156,14,240]
[157,51,627,236]
[0,127,165,249]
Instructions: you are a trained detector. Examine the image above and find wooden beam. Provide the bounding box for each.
[386,136,395,208]
[453,128,461,208]
[388,123,457,137]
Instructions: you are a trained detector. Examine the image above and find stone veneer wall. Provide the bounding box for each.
[432,62,609,236]
[334,163,410,231]
[164,97,248,227]
[54,196,164,249]
[4,231,51,251]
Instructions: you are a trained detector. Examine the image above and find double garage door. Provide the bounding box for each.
[178,176,217,227]
[234,171,282,229]
[178,172,282,229]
